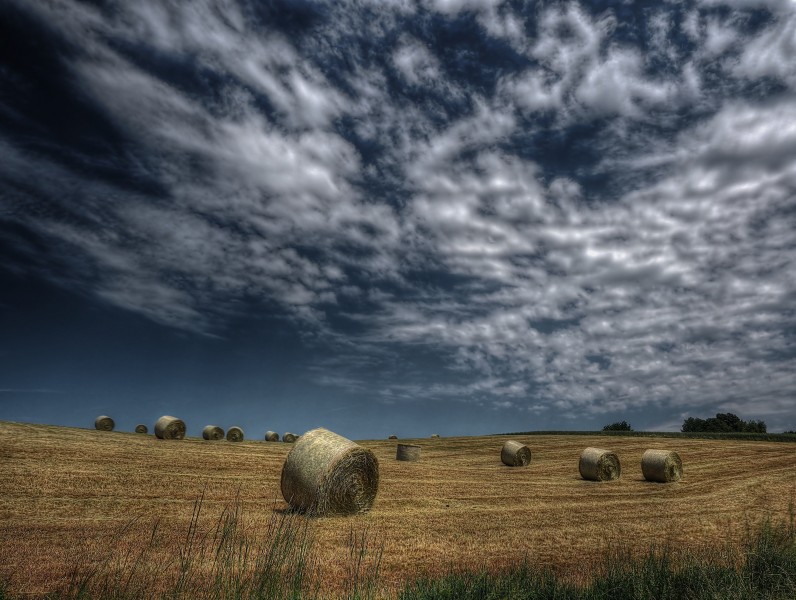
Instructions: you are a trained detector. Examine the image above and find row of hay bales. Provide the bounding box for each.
[578,446,682,483]
[94,416,299,443]
[395,440,682,483]
[280,432,684,519]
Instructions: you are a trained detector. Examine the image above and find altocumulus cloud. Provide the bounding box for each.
[1,0,795,428]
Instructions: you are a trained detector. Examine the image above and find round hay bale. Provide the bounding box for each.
[281,428,379,516]
[579,447,621,481]
[265,431,279,442]
[154,415,186,440]
[388,435,398,440]
[396,444,421,461]
[642,449,682,483]
[134,424,148,434]
[202,425,224,441]
[226,426,244,442]
[501,440,532,467]
[94,416,114,431]
[283,432,298,443]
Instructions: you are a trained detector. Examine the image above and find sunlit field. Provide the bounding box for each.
[1,421,794,598]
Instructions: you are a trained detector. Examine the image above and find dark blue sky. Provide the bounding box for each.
[2,0,795,439]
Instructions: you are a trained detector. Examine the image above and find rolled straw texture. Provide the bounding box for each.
[642,449,683,483]
[134,424,148,434]
[280,427,379,516]
[283,432,298,443]
[226,426,244,442]
[265,431,279,442]
[501,440,532,467]
[202,425,224,441]
[579,447,621,481]
[396,444,421,461]
[94,416,115,431]
[154,415,186,440]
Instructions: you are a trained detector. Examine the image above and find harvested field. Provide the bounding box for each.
[0,420,794,598]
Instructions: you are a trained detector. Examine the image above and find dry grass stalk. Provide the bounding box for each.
[264,431,279,442]
[280,427,379,516]
[579,447,621,481]
[501,440,532,467]
[202,425,224,441]
[134,424,148,434]
[642,449,683,483]
[283,432,298,443]
[226,426,244,442]
[94,416,114,432]
[396,444,421,461]
[154,415,186,440]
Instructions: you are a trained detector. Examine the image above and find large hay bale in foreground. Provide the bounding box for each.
[134,424,148,434]
[280,427,379,516]
[283,432,298,443]
[396,444,421,461]
[202,425,224,441]
[265,431,279,442]
[154,415,186,440]
[501,440,532,467]
[226,426,244,442]
[94,416,114,431]
[642,449,683,483]
[579,447,621,481]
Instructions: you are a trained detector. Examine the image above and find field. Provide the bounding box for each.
[1,420,794,598]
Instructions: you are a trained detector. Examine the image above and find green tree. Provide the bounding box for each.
[602,420,632,431]
[681,413,766,433]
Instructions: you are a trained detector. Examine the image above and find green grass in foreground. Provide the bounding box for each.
[399,517,796,599]
[1,500,794,600]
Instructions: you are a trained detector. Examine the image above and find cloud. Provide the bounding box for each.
[2,0,795,426]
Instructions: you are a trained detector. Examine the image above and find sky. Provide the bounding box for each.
[1,0,795,440]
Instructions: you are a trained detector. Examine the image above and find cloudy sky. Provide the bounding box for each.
[1,0,795,439]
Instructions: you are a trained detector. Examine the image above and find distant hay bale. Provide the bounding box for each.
[283,432,298,443]
[226,426,244,442]
[396,444,421,461]
[280,427,379,516]
[134,424,148,434]
[154,415,186,440]
[501,440,532,467]
[430,434,440,439]
[265,431,279,442]
[94,416,114,431]
[202,425,224,441]
[642,449,683,483]
[388,435,398,440]
[579,447,621,481]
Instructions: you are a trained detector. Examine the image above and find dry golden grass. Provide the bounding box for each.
[1,420,794,597]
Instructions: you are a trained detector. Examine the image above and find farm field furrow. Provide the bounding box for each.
[0,421,794,598]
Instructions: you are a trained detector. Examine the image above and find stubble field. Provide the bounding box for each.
[1,420,794,598]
